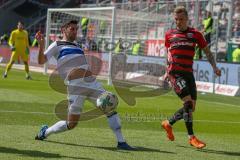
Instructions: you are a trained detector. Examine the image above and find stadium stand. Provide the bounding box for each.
[0,0,240,62]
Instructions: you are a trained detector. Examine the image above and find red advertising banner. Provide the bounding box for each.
[0,46,11,61]
[144,39,166,57]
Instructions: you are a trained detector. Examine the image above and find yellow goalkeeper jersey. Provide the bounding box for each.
[8,29,29,54]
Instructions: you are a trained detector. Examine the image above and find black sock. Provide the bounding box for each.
[168,107,184,126]
[183,101,194,135]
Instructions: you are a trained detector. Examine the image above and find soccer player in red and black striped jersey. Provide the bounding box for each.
[161,6,221,149]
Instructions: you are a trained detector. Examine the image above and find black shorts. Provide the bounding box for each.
[204,33,211,45]
[169,72,197,100]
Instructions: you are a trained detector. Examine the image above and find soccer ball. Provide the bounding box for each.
[96,92,118,113]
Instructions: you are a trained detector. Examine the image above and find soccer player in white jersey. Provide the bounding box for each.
[34,20,133,150]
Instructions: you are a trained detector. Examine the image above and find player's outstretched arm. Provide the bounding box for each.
[35,31,47,64]
[202,46,221,76]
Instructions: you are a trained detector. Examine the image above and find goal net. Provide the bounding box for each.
[44,5,170,85]
[45,7,116,83]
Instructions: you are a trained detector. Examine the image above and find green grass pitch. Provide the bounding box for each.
[0,67,240,160]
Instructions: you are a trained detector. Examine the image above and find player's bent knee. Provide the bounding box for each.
[67,112,81,130]
[105,111,117,117]
[107,111,121,130]
[68,105,82,115]
[67,121,78,129]
[183,101,193,111]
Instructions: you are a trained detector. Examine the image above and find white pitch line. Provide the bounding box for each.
[1,64,239,108]
[162,94,240,108]
[0,110,240,124]
[125,120,240,124]
[198,99,240,108]
[122,116,240,124]
[0,110,55,115]
[194,119,240,124]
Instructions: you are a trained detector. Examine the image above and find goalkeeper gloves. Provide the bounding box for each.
[25,47,29,55]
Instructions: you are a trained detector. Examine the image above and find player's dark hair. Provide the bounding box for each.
[174,6,188,17]
[18,21,24,25]
[61,20,78,29]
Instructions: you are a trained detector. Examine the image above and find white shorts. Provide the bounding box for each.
[66,77,105,115]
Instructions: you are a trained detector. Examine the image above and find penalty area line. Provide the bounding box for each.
[0,110,55,115]
[1,110,239,124]
[161,94,240,108]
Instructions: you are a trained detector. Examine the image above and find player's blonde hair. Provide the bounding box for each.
[174,6,188,17]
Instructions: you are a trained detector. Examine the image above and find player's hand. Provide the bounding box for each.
[163,72,169,82]
[35,31,44,46]
[214,67,221,76]
[10,45,15,51]
[162,72,171,89]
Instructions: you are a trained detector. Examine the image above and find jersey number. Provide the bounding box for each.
[176,79,186,90]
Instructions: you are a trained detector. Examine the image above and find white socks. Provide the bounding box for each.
[107,113,125,143]
[45,120,68,137]
[44,114,125,143]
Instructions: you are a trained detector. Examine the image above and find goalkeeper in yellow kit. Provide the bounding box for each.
[3,21,31,79]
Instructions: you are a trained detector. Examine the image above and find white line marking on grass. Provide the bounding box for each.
[162,94,240,108]
[122,116,240,124]
[198,100,240,108]
[126,119,240,124]
[0,110,55,115]
[1,110,240,124]
[195,120,240,124]
[0,110,102,117]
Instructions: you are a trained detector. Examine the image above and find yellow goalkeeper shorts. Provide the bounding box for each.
[10,49,29,62]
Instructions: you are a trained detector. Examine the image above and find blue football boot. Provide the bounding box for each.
[35,125,48,140]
